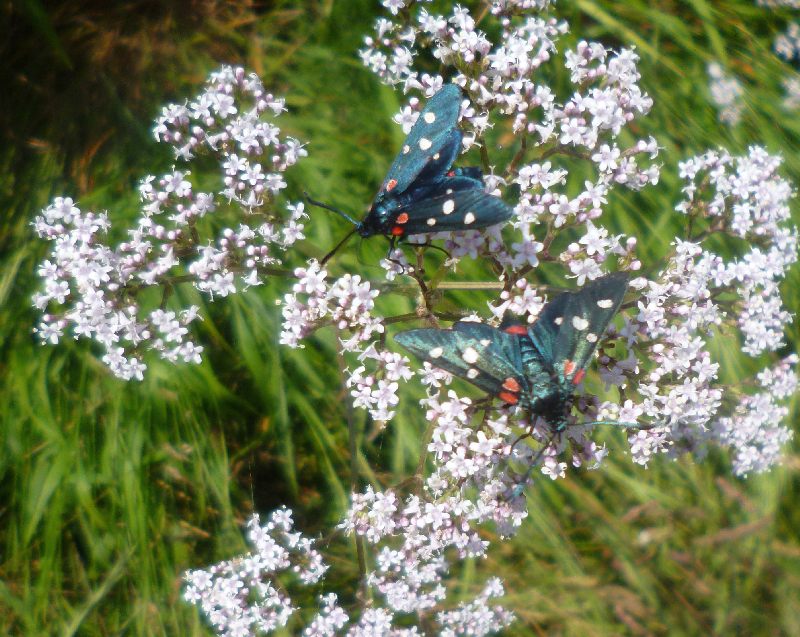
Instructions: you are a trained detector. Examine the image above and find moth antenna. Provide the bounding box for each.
[303,192,359,226]
[321,226,359,266]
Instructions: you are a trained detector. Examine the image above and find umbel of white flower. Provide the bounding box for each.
[32,66,308,380]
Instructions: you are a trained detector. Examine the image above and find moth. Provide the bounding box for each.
[306,84,514,262]
[395,273,632,433]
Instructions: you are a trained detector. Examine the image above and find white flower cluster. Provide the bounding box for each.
[754,2,800,108]
[280,262,383,345]
[32,66,308,379]
[615,147,797,473]
[183,508,328,636]
[783,75,800,109]
[32,197,203,380]
[436,578,514,637]
[757,0,800,8]
[619,243,726,464]
[154,66,306,181]
[340,424,521,631]
[677,148,796,355]
[775,21,800,60]
[489,277,546,322]
[714,354,797,476]
[707,62,744,125]
[186,495,513,636]
[280,261,414,422]
[348,345,414,422]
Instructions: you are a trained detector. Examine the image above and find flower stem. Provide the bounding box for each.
[335,328,370,606]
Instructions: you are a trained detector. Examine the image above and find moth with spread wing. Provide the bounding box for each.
[395,273,632,433]
[306,84,514,262]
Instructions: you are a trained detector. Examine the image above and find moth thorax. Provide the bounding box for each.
[531,391,572,433]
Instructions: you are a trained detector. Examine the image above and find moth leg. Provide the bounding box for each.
[417,241,451,260]
[384,237,410,274]
[471,395,495,410]
[413,244,427,279]
[509,428,534,453]
[468,395,495,420]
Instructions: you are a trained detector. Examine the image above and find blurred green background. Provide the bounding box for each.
[1,1,799,635]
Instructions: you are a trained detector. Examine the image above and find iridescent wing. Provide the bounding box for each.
[527,273,629,383]
[377,84,463,197]
[395,321,529,406]
[391,176,514,235]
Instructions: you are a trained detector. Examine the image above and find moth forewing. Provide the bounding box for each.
[395,323,525,401]
[381,84,463,196]
[547,273,630,380]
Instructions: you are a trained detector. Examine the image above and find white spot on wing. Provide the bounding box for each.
[586,332,598,343]
[464,212,476,225]
[553,317,563,326]
[427,217,437,226]
[572,316,589,330]
[430,347,443,358]
[446,189,453,195]
[419,138,432,151]
[402,144,411,155]
[424,112,436,123]
[597,299,613,309]
[467,368,479,379]
[443,199,455,214]
[462,347,479,364]
[480,339,491,346]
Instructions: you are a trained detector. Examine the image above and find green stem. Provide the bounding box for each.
[378,280,505,293]
[505,134,528,179]
[335,328,369,606]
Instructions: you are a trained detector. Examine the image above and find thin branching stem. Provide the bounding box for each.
[376,280,505,293]
[479,143,491,174]
[505,134,528,178]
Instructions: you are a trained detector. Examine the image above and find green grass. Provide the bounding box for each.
[1,1,799,635]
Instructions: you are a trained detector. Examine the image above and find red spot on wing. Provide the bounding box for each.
[498,391,519,405]
[396,212,409,224]
[572,369,586,385]
[391,226,405,236]
[502,377,520,392]
[447,170,455,177]
[563,360,576,376]
[503,325,528,335]
[386,179,398,192]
